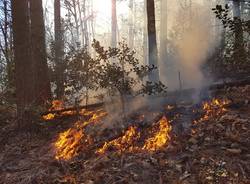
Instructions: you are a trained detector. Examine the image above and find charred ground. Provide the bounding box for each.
[0,85,249,184]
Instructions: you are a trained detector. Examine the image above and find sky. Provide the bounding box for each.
[43,0,130,34]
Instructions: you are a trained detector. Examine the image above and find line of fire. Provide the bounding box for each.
[0,0,250,183]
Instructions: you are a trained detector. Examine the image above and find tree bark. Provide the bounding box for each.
[30,0,51,104]
[11,0,34,115]
[146,0,159,82]
[143,0,148,65]
[54,0,64,98]
[128,0,134,48]
[111,0,117,47]
[232,0,246,63]
[160,0,168,66]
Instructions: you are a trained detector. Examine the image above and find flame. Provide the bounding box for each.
[42,100,65,120]
[54,110,107,160]
[194,98,230,124]
[97,116,172,154]
[43,113,55,120]
[143,116,172,151]
[42,100,106,120]
[50,100,64,110]
[54,124,86,160]
[96,126,140,154]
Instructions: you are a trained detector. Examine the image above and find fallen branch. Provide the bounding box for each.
[209,78,250,90]
[41,102,104,116]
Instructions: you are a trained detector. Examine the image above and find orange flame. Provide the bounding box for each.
[143,116,172,151]
[97,116,172,154]
[54,110,107,160]
[42,100,106,120]
[194,98,229,124]
[96,126,140,154]
[43,100,65,120]
[54,124,86,160]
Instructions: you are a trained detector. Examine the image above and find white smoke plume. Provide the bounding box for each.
[159,0,222,91]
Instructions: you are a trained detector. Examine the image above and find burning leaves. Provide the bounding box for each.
[54,124,86,160]
[54,114,173,160]
[54,109,107,160]
[143,116,172,152]
[96,126,140,154]
[97,116,172,155]
[52,98,231,161]
[194,98,230,124]
[42,100,104,120]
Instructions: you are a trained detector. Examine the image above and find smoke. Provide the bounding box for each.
[159,0,220,91]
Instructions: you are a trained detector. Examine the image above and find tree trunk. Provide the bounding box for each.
[146,0,159,82]
[11,0,34,115]
[111,0,117,47]
[72,0,80,45]
[54,0,64,98]
[232,0,246,64]
[30,0,51,104]
[83,0,89,47]
[159,0,168,68]
[143,0,148,65]
[128,0,134,48]
[2,0,14,88]
[76,0,85,46]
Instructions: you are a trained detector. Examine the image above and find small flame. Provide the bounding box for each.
[97,116,172,154]
[194,98,230,124]
[143,116,172,151]
[54,110,107,160]
[50,100,64,110]
[54,125,86,160]
[43,113,55,120]
[42,100,65,120]
[96,126,140,154]
[42,100,106,120]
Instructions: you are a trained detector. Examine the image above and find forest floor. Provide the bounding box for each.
[0,85,249,184]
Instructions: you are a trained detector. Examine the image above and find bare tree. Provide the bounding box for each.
[160,0,168,66]
[0,0,14,87]
[146,0,159,81]
[111,0,117,47]
[54,0,65,98]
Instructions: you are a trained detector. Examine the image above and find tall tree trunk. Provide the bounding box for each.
[143,0,148,65]
[159,0,168,67]
[54,0,64,98]
[83,0,89,47]
[11,0,34,115]
[30,0,51,104]
[77,0,85,46]
[128,0,134,48]
[72,0,80,45]
[111,0,117,47]
[2,0,13,87]
[146,0,159,81]
[232,0,245,64]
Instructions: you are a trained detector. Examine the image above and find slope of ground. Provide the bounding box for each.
[0,85,249,184]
